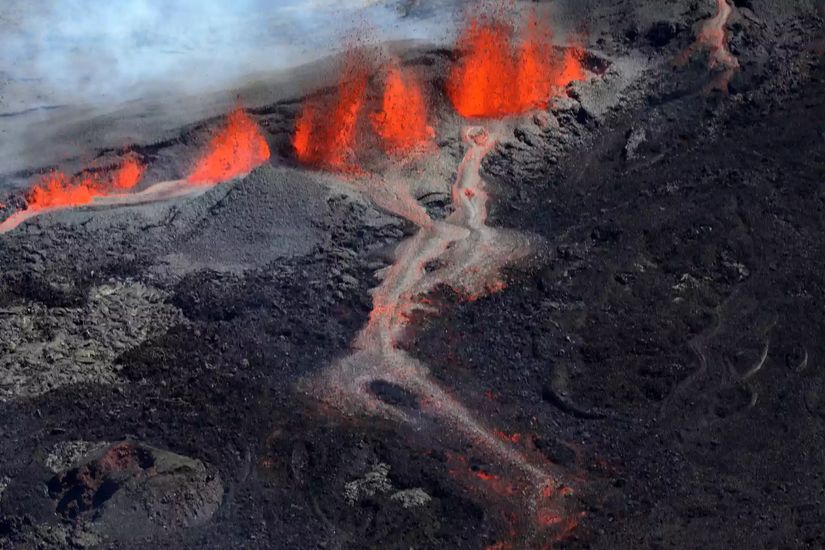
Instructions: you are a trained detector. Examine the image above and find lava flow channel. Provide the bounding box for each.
[304,126,578,546]
[676,0,740,92]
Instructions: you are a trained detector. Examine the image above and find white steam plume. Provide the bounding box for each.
[0,0,459,109]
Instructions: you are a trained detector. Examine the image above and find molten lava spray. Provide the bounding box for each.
[188,108,271,185]
[26,156,146,212]
[448,13,585,118]
[293,53,370,171]
[371,62,434,155]
[306,126,577,547]
[111,155,145,191]
[27,172,99,211]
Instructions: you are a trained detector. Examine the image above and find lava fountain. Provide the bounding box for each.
[676,0,740,93]
[370,61,434,155]
[187,107,271,185]
[304,124,578,546]
[0,109,269,235]
[26,156,144,212]
[0,157,146,234]
[293,52,370,172]
[448,13,585,118]
[295,10,590,546]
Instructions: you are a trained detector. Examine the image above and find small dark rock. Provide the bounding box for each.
[647,21,681,48]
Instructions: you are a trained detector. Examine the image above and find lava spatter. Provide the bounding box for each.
[304,126,578,546]
[188,107,271,185]
[111,155,146,191]
[371,61,434,155]
[293,51,370,172]
[25,155,146,212]
[676,0,740,93]
[0,156,151,234]
[448,13,586,118]
[25,171,100,212]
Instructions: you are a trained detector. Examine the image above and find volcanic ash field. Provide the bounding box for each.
[1,1,825,549]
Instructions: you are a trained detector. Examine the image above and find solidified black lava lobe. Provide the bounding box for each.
[369,380,421,409]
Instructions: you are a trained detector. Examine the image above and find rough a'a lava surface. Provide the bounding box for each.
[1,0,825,548]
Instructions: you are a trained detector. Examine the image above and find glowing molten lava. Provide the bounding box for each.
[448,14,585,118]
[676,0,740,93]
[27,172,98,211]
[293,53,369,172]
[26,156,146,212]
[111,156,145,191]
[306,126,579,547]
[188,108,271,185]
[371,62,434,155]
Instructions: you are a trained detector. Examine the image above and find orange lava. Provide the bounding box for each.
[111,155,145,191]
[293,53,369,172]
[25,156,146,212]
[559,42,587,84]
[475,470,500,481]
[448,13,585,118]
[27,172,99,211]
[188,108,270,185]
[371,62,434,155]
[675,0,739,93]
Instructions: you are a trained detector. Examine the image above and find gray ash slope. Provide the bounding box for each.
[1,0,824,548]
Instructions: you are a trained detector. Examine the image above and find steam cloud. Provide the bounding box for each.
[0,0,459,108]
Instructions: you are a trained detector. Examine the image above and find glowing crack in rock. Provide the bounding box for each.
[677,0,740,93]
[303,126,578,546]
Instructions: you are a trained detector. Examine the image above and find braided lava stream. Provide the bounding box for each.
[304,125,578,546]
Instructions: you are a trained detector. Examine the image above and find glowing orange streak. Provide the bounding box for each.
[676,0,740,92]
[306,126,574,546]
[0,178,209,235]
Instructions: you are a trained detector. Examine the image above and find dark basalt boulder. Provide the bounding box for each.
[47,441,222,542]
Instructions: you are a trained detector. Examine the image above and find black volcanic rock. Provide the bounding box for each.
[646,21,681,47]
[48,442,222,541]
[1,1,824,549]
